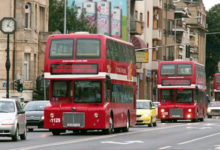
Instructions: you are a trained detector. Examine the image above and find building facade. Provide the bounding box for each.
[0,0,55,101]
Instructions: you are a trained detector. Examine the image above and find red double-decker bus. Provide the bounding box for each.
[155,60,207,122]
[43,33,137,135]
[213,73,220,101]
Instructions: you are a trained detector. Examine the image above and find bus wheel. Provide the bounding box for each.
[103,115,113,134]
[122,113,130,132]
[52,129,61,136]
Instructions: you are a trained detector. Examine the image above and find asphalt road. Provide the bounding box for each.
[0,117,220,150]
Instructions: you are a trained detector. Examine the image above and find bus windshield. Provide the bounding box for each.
[177,64,192,76]
[74,81,102,103]
[216,76,220,83]
[76,39,101,58]
[176,90,193,103]
[161,64,175,76]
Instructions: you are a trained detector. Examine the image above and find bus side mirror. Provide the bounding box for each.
[153,86,157,95]
[107,79,111,89]
[195,86,199,95]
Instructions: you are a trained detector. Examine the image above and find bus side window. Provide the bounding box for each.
[130,46,136,64]
[119,43,124,62]
[122,44,126,63]
[114,42,119,61]
[106,39,111,60]
[110,40,115,61]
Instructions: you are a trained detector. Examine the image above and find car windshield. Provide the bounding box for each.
[0,101,15,113]
[209,102,220,107]
[137,102,151,109]
[74,81,102,103]
[23,101,49,111]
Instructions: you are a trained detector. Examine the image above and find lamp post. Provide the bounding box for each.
[64,0,67,34]
[174,16,201,59]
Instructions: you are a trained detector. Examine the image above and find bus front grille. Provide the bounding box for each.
[169,109,183,118]
[63,113,85,128]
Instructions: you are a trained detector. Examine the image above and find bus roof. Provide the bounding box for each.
[48,34,134,46]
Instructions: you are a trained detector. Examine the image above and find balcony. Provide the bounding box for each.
[172,21,186,33]
[153,28,162,41]
[153,0,162,9]
[130,21,142,35]
[190,41,198,47]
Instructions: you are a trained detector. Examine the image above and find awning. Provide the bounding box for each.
[130,35,147,50]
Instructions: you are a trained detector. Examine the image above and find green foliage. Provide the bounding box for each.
[205,4,220,80]
[33,86,50,100]
[49,0,96,33]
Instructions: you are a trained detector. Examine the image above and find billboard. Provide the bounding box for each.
[68,0,127,41]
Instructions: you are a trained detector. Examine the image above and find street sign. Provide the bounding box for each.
[135,51,148,63]
[2,82,6,87]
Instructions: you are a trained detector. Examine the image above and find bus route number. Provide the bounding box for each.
[50,118,60,123]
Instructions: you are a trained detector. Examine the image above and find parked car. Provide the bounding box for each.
[153,102,160,117]
[0,98,26,141]
[23,100,49,131]
[136,100,157,127]
[207,101,220,118]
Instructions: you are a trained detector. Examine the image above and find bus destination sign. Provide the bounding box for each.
[162,79,191,86]
[51,64,98,74]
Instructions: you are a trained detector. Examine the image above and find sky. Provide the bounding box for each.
[203,0,220,11]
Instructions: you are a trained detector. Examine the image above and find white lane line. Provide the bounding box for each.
[178,132,220,145]
[158,146,172,149]
[10,123,198,150]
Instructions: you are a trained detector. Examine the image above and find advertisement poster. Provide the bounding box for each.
[68,0,127,41]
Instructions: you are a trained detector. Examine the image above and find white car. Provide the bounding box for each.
[207,101,220,118]
[0,98,27,141]
[153,102,160,117]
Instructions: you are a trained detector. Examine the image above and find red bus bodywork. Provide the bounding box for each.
[44,34,137,134]
[213,73,220,101]
[157,61,207,122]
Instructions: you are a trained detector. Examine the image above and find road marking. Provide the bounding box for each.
[186,126,211,129]
[10,123,202,150]
[158,146,172,149]
[215,145,220,149]
[101,140,144,145]
[178,132,220,145]
[204,123,216,126]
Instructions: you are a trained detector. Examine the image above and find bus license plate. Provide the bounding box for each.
[67,123,80,127]
[172,115,180,118]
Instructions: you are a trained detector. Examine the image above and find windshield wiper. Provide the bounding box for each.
[0,110,8,113]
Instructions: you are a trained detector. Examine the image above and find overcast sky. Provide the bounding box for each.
[203,0,220,11]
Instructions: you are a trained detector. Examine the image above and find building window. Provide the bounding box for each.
[147,11,149,27]
[135,10,138,20]
[24,54,30,80]
[40,6,45,31]
[140,13,143,22]
[25,4,31,28]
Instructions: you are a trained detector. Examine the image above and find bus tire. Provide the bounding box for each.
[52,129,61,136]
[103,114,113,135]
[122,113,130,132]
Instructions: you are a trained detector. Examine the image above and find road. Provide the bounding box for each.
[0,117,220,150]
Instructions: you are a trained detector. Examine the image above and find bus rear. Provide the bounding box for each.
[43,33,136,135]
[156,60,206,122]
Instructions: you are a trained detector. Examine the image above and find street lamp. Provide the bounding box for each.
[174,16,201,59]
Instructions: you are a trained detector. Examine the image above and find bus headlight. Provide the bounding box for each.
[188,109,192,112]
[187,114,191,118]
[50,113,54,118]
[161,109,164,112]
[94,113,99,118]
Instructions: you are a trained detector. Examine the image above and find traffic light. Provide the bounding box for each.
[14,79,20,92]
[186,45,190,58]
[18,83,23,92]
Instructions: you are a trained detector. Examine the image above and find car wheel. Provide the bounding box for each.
[20,126,27,140]
[122,113,130,132]
[148,118,153,127]
[103,115,113,134]
[28,129,34,132]
[52,129,61,136]
[12,126,19,141]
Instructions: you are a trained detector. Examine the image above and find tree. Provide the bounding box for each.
[49,0,96,33]
[33,86,50,100]
[205,4,220,80]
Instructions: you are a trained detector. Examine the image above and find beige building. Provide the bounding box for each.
[0,0,57,101]
[130,0,174,101]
